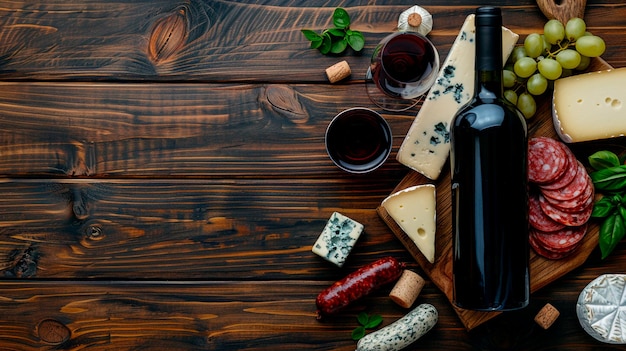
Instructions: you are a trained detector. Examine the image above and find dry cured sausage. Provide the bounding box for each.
[315,256,404,319]
[529,192,566,232]
[528,137,568,184]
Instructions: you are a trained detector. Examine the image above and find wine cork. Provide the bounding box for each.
[389,270,426,308]
[407,13,423,28]
[534,303,560,329]
[325,60,351,83]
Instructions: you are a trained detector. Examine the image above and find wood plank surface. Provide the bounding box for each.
[0,82,414,178]
[0,1,623,81]
[0,0,625,350]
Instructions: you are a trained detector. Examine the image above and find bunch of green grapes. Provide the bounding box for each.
[504,17,606,119]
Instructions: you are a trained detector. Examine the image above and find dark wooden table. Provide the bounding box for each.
[0,1,624,350]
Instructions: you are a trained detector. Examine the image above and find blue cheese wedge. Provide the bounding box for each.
[553,67,626,143]
[312,212,364,267]
[382,184,436,263]
[396,14,519,180]
[576,274,626,344]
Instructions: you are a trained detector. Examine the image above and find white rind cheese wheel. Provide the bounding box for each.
[576,274,626,344]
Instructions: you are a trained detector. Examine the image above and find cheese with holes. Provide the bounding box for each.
[576,274,626,344]
[312,212,364,267]
[382,184,436,263]
[553,68,626,143]
[397,14,519,180]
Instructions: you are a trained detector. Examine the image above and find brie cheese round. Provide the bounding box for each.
[576,274,626,344]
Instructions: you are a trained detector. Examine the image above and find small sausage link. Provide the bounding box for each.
[316,256,404,319]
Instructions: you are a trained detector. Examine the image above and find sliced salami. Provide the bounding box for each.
[540,161,590,201]
[529,192,566,232]
[529,231,574,260]
[532,224,587,253]
[543,176,594,212]
[539,143,579,190]
[528,137,568,184]
[538,193,593,227]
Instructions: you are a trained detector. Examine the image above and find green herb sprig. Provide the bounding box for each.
[588,150,626,259]
[301,8,365,55]
[351,312,382,341]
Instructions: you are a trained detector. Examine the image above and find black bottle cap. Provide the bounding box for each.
[475,7,502,27]
[475,7,503,71]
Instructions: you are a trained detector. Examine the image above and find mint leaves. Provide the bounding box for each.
[589,150,626,259]
[302,8,365,55]
[351,312,382,340]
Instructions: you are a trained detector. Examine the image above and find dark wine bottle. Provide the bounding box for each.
[450,7,529,311]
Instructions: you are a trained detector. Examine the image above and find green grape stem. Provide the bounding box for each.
[546,39,576,59]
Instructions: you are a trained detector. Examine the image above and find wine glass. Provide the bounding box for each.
[366,31,440,112]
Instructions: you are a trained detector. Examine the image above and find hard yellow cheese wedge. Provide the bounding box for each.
[553,67,626,143]
[382,184,436,263]
[396,14,519,180]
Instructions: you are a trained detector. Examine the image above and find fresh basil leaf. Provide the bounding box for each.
[347,31,365,51]
[364,314,383,329]
[310,37,323,49]
[592,196,617,218]
[333,8,350,29]
[599,213,626,259]
[319,33,332,54]
[325,27,346,38]
[588,150,620,170]
[351,326,366,341]
[330,38,348,54]
[619,204,626,220]
[357,312,369,326]
[590,165,626,192]
[301,29,321,42]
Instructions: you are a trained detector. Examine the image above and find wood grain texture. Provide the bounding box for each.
[0,1,624,81]
[0,278,624,350]
[0,180,415,280]
[0,0,624,349]
[0,82,414,178]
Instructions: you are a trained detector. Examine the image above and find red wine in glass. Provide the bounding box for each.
[371,32,439,99]
[325,108,392,174]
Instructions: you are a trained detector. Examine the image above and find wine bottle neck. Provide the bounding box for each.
[475,7,504,98]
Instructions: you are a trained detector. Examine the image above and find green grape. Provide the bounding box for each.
[503,69,517,88]
[561,68,573,78]
[540,35,551,54]
[537,58,562,80]
[544,19,565,44]
[565,18,586,41]
[575,35,606,57]
[527,73,548,96]
[556,49,582,69]
[575,55,591,71]
[510,46,528,64]
[524,33,544,58]
[514,57,537,78]
[504,90,518,105]
[517,92,537,119]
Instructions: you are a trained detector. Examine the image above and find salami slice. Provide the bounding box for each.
[529,231,574,260]
[539,143,579,190]
[528,137,568,184]
[538,193,593,227]
[543,176,594,212]
[532,225,587,253]
[529,192,566,232]
[541,161,591,201]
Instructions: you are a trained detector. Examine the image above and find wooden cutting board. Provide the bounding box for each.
[377,57,612,330]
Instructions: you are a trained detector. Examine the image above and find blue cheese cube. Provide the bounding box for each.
[312,212,364,267]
